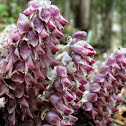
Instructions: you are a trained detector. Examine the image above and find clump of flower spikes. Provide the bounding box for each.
[80,47,126,126]
[0,0,68,125]
[39,31,96,126]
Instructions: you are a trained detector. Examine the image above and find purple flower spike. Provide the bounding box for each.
[84,47,126,126]
[0,0,68,125]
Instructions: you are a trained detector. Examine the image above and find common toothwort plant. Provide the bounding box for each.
[0,0,68,125]
[0,0,126,126]
[39,31,96,126]
[82,47,126,126]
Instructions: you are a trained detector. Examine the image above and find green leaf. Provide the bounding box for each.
[0,24,7,30]
[0,4,7,11]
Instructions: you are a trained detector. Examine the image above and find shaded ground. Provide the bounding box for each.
[75,109,95,126]
[0,109,6,126]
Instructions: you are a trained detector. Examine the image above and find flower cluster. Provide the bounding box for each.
[80,47,126,126]
[0,0,126,126]
[39,31,96,126]
[0,0,68,125]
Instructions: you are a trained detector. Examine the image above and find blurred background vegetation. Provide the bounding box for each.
[0,0,126,55]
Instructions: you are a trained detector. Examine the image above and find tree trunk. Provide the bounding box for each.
[97,0,114,53]
[64,0,70,21]
[120,13,126,46]
[75,0,91,32]
[99,11,113,51]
